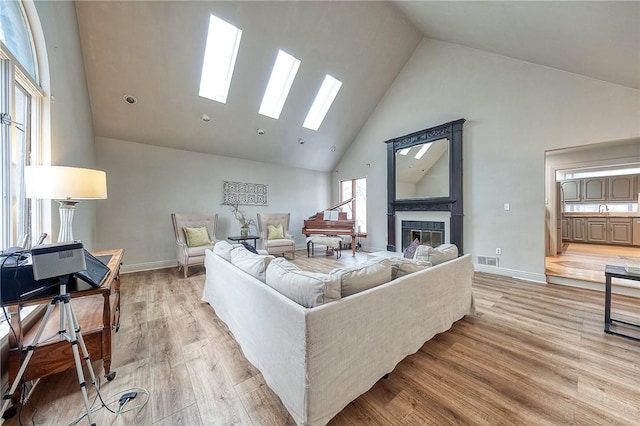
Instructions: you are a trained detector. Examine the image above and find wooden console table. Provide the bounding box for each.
[6,248,124,404]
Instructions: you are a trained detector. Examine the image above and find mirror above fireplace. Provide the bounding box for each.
[395,138,450,199]
[385,119,465,253]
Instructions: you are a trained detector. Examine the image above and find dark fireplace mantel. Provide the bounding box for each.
[385,119,465,253]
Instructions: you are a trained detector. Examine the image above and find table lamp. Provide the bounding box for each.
[25,166,108,242]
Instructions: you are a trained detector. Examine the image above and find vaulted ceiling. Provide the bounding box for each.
[75,1,639,173]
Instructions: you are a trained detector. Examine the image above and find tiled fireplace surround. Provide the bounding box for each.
[394,211,450,252]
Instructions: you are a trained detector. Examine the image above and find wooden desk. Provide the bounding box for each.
[6,249,124,403]
[604,264,640,341]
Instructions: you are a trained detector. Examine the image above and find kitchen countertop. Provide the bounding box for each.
[563,213,640,218]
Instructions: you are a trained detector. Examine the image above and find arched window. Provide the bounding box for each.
[0,0,43,249]
[0,0,37,80]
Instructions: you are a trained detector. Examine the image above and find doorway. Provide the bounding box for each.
[544,138,640,287]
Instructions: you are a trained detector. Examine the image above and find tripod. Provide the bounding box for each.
[1,277,100,425]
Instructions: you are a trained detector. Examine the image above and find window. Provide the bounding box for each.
[340,178,366,233]
[259,50,300,119]
[303,74,342,131]
[198,14,243,104]
[0,1,43,330]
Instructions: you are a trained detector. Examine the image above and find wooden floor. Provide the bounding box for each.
[5,249,640,425]
[546,242,640,285]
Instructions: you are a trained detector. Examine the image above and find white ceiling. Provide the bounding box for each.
[75,1,640,173]
[394,1,640,90]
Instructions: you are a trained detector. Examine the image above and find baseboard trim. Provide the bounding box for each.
[120,260,177,273]
[474,264,547,284]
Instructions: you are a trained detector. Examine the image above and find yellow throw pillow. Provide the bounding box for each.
[183,226,211,247]
[267,223,285,240]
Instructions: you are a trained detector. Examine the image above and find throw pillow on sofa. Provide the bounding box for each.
[389,257,432,280]
[403,238,420,259]
[265,258,340,308]
[413,243,458,265]
[213,240,241,262]
[230,245,275,282]
[331,258,392,297]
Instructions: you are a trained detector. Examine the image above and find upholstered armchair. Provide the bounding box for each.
[257,213,296,259]
[171,213,217,278]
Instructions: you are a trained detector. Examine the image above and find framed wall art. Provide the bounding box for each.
[223,181,268,206]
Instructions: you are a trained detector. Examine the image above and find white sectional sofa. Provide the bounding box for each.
[202,243,474,425]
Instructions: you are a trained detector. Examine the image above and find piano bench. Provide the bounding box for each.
[306,237,343,259]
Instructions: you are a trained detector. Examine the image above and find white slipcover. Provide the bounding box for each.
[202,250,474,425]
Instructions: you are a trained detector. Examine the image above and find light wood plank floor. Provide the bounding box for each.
[5,249,640,425]
[546,242,640,284]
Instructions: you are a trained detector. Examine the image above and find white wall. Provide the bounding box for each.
[95,138,330,271]
[33,0,98,248]
[334,38,640,281]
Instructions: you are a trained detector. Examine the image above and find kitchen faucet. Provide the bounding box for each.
[598,204,609,213]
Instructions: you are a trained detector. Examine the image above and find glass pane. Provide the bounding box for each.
[340,180,352,201]
[355,178,366,233]
[0,1,36,80]
[11,83,30,246]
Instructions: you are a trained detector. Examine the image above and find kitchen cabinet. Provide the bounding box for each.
[571,217,587,242]
[586,217,632,245]
[561,180,581,202]
[608,175,636,201]
[560,174,639,203]
[583,177,607,202]
[561,218,571,241]
[633,218,640,246]
[586,218,607,243]
[609,218,633,245]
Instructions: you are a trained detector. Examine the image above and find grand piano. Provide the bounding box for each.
[302,199,357,256]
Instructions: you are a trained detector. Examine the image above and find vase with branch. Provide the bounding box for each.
[227,203,256,236]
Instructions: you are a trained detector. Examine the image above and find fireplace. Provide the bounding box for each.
[385,119,465,253]
[402,220,445,250]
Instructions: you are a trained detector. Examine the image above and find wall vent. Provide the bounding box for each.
[477,255,499,267]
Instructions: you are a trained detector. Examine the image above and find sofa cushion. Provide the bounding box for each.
[265,258,340,308]
[230,246,275,282]
[213,240,241,262]
[403,238,420,259]
[389,257,432,280]
[414,243,458,265]
[183,226,211,247]
[267,223,285,240]
[331,258,392,297]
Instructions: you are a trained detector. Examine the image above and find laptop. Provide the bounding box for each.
[74,250,111,288]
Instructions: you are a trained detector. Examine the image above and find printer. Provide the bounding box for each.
[0,242,86,304]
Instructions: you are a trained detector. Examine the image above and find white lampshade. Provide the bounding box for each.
[25,166,107,200]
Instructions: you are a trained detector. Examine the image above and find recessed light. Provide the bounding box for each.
[123,94,137,104]
[201,113,211,122]
[298,138,305,145]
[257,128,265,135]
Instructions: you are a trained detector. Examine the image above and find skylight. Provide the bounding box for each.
[259,50,301,119]
[398,148,411,155]
[199,15,242,104]
[414,143,431,160]
[303,74,342,131]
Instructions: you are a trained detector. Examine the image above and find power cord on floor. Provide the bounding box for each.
[66,385,150,426]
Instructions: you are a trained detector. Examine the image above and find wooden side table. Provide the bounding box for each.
[228,235,260,248]
[604,264,640,341]
[6,248,124,404]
